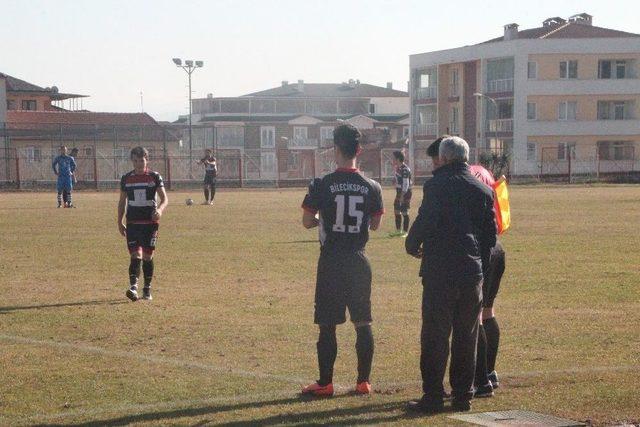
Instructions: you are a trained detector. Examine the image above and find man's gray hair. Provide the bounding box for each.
[439,136,469,163]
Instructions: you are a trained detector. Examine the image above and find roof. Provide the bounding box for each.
[243,83,408,98]
[480,22,640,44]
[196,113,409,124]
[6,111,159,127]
[0,72,87,100]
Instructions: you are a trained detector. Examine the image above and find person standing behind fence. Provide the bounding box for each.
[405,136,496,413]
[52,145,77,208]
[390,150,412,237]
[198,149,217,205]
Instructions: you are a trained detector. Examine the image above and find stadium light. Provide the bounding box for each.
[474,92,499,151]
[172,57,204,177]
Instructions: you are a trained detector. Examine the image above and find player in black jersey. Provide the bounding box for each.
[391,151,412,237]
[117,146,168,302]
[300,124,384,397]
[198,149,217,205]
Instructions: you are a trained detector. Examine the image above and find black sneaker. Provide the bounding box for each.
[126,287,139,301]
[406,395,444,414]
[451,399,471,412]
[488,371,499,389]
[142,287,152,300]
[474,382,494,398]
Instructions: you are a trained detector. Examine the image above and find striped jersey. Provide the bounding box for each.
[395,163,412,193]
[120,169,164,223]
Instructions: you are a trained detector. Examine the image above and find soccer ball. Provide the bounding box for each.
[185,198,194,206]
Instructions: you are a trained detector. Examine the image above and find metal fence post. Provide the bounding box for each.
[238,156,243,188]
[15,147,20,190]
[166,156,172,190]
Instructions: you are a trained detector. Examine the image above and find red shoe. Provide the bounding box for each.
[301,382,334,396]
[355,381,371,395]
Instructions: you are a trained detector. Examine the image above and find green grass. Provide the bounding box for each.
[0,185,639,426]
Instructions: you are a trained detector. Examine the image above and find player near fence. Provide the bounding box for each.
[117,146,168,302]
[198,149,217,205]
[52,145,77,208]
[300,124,384,396]
[391,150,412,237]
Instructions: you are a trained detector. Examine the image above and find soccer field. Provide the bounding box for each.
[1,185,639,426]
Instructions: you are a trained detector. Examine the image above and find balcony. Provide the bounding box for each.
[488,119,513,133]
[288,138,318,149]
[319,138,334,148]
[414,123,438,136]
[415,86,437,100]
[217,138,245,148]
[487,78,514,93]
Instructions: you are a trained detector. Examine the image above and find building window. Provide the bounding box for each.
[559,60,578,79]
[293,126,308,141]
[527,143,536,161]
[450,107,459,134]
[402,126,410,138]
[260,126,275,148]
[261,152,276,174]
[598,101,633,120]
[288,151,300,170]
[21,100,37,110]
[6,100,16,110]
[450,69,459,96]
[369,103,376,114]
[527,102,537,120]
[320,126,334,147]
[598,141,635,160]
[599,60,628,79]
[216,126,245,148]
[558,101,577,121]
[84,147,93,157]
[25,146,42,163]
[527,62,537,79]
[557,142,576,160]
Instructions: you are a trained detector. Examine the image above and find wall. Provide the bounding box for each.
[0,77,6,124]
[369,97,409,114]
[527,94,640,121]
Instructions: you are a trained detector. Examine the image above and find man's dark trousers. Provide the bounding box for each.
[420,274,482,402]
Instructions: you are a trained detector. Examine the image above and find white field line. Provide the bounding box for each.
[0,333,309,386]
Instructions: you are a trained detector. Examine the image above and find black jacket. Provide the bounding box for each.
[406,162,497,280]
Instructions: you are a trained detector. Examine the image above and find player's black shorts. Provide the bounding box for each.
[314,249,372,325]
[394,189,412,213]
[204,172,216,186]
[483,241,505,308]
[126,223,159,252]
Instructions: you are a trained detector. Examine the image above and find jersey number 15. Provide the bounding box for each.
[332,195,364,233]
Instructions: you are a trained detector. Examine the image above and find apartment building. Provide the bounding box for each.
[409,13,640,177]
[180,80,409,182]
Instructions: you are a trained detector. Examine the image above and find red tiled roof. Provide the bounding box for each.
[480,22,640,44]
[6,111,159,127]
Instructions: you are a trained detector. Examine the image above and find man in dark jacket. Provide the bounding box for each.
[405,136,497,413]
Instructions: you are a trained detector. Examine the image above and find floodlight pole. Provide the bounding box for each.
[474,92,499,155]
[173,59,203,178]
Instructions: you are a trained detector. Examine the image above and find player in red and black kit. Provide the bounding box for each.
[391,150,412,237]
[300,124,384,397]
[117,146,168,302]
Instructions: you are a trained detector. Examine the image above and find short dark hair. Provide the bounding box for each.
[130,146,149,159]
[393,150,405,162]
[333,124,361,159]
[70,148,79,154]
[205,148,212,153]
[427,135,451,158]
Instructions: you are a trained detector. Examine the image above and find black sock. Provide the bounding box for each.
[142,259,154,288]
[355,325,374,383]
[129,258,141,287]
[475,324,489,387]
[403,214,410,232]
[317,325,337,386]
[395,214,402,231]
[483,317,500,373]
[204,188,210,202]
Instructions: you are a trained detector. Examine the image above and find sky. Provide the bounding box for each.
[1,0,638,121]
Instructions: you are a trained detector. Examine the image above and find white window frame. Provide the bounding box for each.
[293,126,308,141]
[25,146,41,163]
[527,61,537,79]
[450,69,459,96]
[260,151,276,174]
[526,142,536,161]
[558,101,577,121]
[450,106,459,133]
[527,102,537,121]
[260,126,275,148]
[560,60,578,79]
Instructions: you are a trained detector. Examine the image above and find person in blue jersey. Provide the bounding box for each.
[52,146,77,208]
[300,124,384,397]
